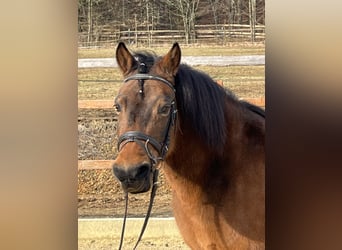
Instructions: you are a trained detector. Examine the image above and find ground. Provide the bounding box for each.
[78,168,174,218]
[78,236,189,250]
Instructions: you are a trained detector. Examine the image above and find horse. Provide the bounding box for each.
[112,42,265,249]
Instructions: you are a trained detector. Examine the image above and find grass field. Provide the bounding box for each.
[78,43,265,99]
[78,44,265,100]
[78,65,264,100]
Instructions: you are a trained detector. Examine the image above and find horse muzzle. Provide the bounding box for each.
[113,162,152,194]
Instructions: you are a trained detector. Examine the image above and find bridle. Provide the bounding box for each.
[116,73,177,250]
[117,73,177,166]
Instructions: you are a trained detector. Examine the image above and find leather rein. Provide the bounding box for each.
[117,73,177,250]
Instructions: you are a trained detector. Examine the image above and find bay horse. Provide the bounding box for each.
[112,42,265,249]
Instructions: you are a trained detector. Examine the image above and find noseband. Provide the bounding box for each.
[116,73,177,250]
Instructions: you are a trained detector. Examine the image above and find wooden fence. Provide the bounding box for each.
[78,96,265,171]
[78,98,265,110]
[78,24,265,47]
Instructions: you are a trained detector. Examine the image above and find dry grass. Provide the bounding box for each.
[78,44,265,99]
[78,68,121,100]
[78,65,264,100]
[78,117,118,160]
[79,236,189,250]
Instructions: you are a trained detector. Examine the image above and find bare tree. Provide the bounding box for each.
[87,0,93,44]
[249,0,256,42]
[162,0,200,44]
[209,0,220,28]
[77,0,265,46]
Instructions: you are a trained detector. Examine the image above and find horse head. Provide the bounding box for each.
[112,42,181,194]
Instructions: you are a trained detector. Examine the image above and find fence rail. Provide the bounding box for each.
[79,160,115,170]
[78,24,265,47]
[78,97,265,110]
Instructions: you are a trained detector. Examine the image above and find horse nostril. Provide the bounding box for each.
[135,163,151,179]
[113,165,126,182]
[112,163,151,182]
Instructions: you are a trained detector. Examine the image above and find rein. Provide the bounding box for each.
[117,73,177,249]
[118,169,159,250]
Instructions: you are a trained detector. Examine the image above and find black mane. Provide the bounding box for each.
[240,101,265,118]
[133,51,157,73]
[175,64,230,152]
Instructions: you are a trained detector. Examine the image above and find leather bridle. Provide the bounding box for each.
[116,73,177,250]
[117,73,177,165]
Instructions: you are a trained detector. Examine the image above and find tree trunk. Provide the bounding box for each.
[87,0,92,45]
[249,0,256,42]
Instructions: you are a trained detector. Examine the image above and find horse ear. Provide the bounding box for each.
[159,42,181,76]
[116,42,138,75]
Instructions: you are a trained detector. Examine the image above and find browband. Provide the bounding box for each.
[124,73,176,93]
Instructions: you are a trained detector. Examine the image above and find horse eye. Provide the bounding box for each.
[114,103,121,112]
[159,105,171,115]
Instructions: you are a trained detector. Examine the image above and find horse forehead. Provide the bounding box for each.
[146,80,173,94]
[118,80,138,95]
[119,79,172,97]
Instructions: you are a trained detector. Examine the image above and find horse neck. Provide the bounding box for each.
[164,98,242,181]
[163,99,265,243]
[163,97,263,188]
[165,126,210,180]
